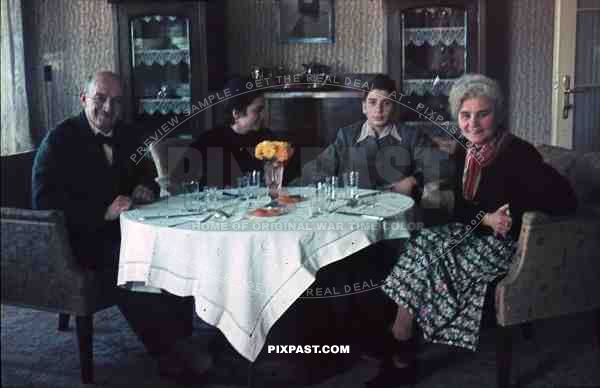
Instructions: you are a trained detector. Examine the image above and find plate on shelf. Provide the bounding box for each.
[170,37,188,49]
[140,38,165,50]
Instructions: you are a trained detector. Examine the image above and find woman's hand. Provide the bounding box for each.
[482,204,512,238]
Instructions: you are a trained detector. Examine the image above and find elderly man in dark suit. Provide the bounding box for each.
[32,71,154,268]
[32,71,212,383]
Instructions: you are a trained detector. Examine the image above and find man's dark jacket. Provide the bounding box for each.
[32,112,148,267]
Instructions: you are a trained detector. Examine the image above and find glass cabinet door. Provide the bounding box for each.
[401,6,467,122]
[130,15,191,117]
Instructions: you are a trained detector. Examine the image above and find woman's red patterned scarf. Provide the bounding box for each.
[462,132,513,200]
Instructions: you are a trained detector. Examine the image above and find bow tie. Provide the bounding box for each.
[94,133,116,146]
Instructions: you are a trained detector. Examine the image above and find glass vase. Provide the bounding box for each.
[265,161,284,200]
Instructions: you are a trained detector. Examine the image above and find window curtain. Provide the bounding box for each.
[1,0,32,155]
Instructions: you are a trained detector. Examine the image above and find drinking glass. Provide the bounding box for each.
[182,180,201,211]
[343,171,360,199]
[205,187,219,210]
[248,170,261,199]
[310,181,329,216]
[326,176,339,201]
[236,176,250,200]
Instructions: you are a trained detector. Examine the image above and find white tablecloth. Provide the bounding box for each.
[118,188,414,361]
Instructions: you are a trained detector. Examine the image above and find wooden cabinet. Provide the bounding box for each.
[110,0,226,137]
[385,0,486,125]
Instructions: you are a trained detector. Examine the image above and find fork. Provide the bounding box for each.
[168,213,214,227]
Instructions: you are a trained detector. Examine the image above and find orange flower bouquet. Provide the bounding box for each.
[255,141,294,199]
[254,140,294,163]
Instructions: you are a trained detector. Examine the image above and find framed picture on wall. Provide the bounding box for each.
[276,0,335,43]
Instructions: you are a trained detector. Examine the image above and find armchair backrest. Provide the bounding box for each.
[536,145,600,207]
[1,152,117,316]
[1,150,35,209]
[149,137,194,196]
[149,137,194,179]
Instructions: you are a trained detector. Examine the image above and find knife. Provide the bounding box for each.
[356,191,381,199]
[138,211,206,221]
[334,211,384,221]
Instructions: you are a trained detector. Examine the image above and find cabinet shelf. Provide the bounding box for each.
[404,27,466,47]
[138,98,191,115]
[402,78,458,96]
[133,49,190,67]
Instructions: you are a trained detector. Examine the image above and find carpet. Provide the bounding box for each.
[2,305,599,388]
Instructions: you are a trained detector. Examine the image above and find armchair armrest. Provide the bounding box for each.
[1,207,78,269]
[521,206,600,226]
[495,210,600,326]
[1,207,62,222]
[520,210,553,225]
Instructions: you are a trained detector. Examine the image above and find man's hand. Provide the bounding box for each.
[389,176,418,196]
[131,184,155,204]
[104,195,132,221]
[482,204,512,238]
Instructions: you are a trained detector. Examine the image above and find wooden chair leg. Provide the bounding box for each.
[596,309,600,353]
[247,361,255,388]
[58,313,70,331]
[76,315,94,384]
[496,325,513,388]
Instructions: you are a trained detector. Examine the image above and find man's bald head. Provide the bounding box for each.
[80,71,124,133]
[84,71,120,95]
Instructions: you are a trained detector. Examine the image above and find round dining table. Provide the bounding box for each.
[117,187,415,361]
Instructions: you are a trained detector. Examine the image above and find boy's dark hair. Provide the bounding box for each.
[362,74,397,100]
[223,77,264,125]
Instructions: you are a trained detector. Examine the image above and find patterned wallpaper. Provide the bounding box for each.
[225,0,385,75]
[506,0,555,145]
[23,0,115,140]
[22,0,554,146]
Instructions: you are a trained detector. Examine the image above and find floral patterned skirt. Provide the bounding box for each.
[382,223,517,350]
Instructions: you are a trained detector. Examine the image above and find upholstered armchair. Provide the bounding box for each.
[494,145,600,388]
[0,150,117,384]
